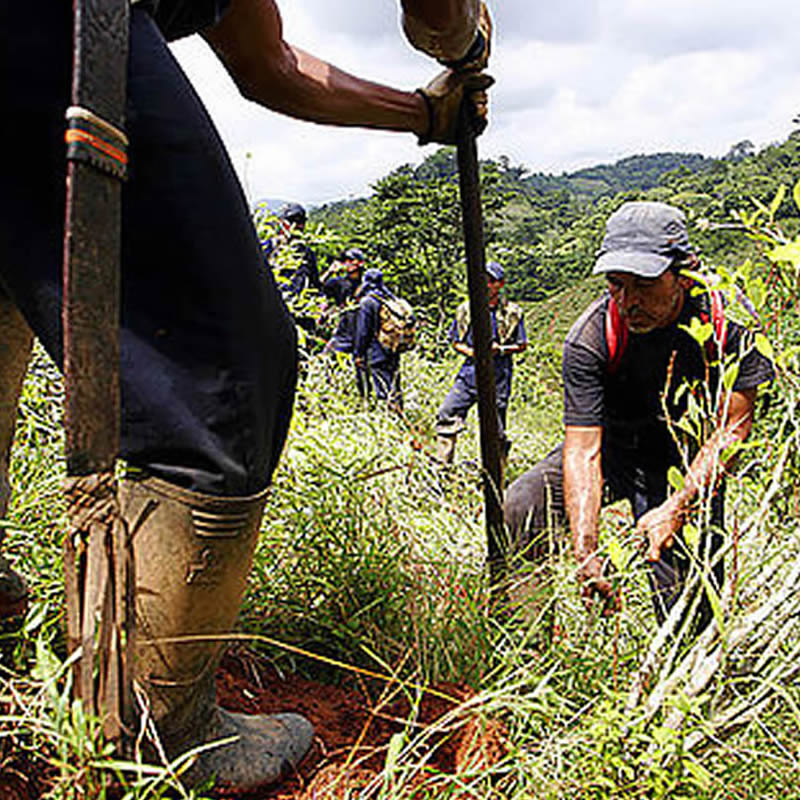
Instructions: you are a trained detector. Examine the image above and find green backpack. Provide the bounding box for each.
[377,295,417,353]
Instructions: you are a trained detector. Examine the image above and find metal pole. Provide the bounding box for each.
[455,102,505,586]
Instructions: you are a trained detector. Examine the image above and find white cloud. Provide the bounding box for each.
[171,1,800,205]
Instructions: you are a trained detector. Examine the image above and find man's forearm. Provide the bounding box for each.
[563,432,603,564]
[564,426,618,609]
[496,342,526,356]
[452,341,473,359]
[637,388,756,561]
[565,460,602,565]
[264,45,428,133]
[205,0,428,136]
[666,388,756,517]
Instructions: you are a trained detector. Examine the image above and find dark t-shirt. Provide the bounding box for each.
[262,237,319,296]
[563,289,774,470]
[324,276,361,353]
[323,275,360,307]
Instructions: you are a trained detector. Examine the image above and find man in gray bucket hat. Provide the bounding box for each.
[503,201,773,634]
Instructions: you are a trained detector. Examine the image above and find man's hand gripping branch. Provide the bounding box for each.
[564,426,621,616]
[403,0,494,144]
[636,387,756,562]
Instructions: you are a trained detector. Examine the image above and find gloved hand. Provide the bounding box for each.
[441,2,492,72]
[416,70,494,145]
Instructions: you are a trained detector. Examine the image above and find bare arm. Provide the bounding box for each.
[203,0,429,136]
[453,341,473,359]
[638,387,757,561]
[564,425,616,609]
[493,341,527,356]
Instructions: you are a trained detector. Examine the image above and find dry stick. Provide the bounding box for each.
[683,655,800,753]
[633,529,800,724]
[662,617,800,758]
[637,552,800,739]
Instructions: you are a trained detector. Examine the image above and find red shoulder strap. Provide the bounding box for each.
[606,286,728,370]
[605,295,628,374]
[699,288,728,356]
[709,288,727,351]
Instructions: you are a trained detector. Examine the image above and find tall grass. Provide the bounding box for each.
[1,194,799,798]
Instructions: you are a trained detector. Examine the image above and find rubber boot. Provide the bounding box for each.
[434,434,457,465]
[120,474,313,792]
[0,291,33,619]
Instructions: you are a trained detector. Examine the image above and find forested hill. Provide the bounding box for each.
[306,130,800,309]
[523,152,714,199]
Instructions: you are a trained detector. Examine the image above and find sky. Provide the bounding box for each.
[171,0,800,208]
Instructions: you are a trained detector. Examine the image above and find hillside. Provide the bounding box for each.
[2,126,799,799]
[308,131,800,307]
[523,152,715,199]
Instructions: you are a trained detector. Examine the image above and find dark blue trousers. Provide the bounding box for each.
[2,5,297,496]
[436,375,509,442]
[358,358,402,407]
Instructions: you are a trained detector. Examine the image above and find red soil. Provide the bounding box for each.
[214,647,506,800]
[0,645,505,800]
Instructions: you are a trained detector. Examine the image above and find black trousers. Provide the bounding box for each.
[2,5,297,496]
[504,445,725,629]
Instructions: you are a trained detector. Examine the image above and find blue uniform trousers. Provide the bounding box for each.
[2,5,297,497]
[436,375,509,443]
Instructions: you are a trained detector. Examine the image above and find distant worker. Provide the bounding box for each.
[3,0,493,793]
[323,247,366,309]
[262,202,320,298]
[354,268,406,406]
[323,248,366,354]
[504,201,774,630]
[435,261,527,464]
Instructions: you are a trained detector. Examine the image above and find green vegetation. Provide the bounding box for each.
[312,129,800,309]
[1,131,799,798]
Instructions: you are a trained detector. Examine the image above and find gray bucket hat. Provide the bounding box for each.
[593,201,691,277]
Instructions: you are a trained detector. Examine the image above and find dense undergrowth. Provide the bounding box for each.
[1,187,799,798]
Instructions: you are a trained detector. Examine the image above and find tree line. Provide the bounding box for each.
[301,128,800,316]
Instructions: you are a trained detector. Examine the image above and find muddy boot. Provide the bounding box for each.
[0,292,33,619]
[120,474,313,792]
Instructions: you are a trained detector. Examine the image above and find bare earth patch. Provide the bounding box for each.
[1,645,505,799]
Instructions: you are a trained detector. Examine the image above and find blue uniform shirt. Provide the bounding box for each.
[450,300,527,401]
